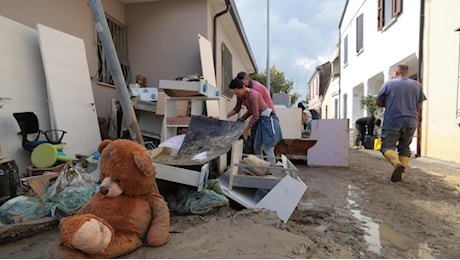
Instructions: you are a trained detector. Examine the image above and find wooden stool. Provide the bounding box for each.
[26,163,66,177]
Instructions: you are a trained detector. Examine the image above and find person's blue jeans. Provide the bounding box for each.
[380,127,416,157]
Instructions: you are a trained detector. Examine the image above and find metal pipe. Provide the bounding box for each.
[213,0,230,72]
[87,0,144,145]
[416,0,425,157]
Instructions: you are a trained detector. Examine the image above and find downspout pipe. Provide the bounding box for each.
[213,0,230,73]
[338,29,341,119]
[416,0,425,157]
[87,0,144,146]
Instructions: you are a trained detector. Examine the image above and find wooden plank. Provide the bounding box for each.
[229,140,243,190]
[155,92,166,115]
[256,175,307,223]
[0,217,58,245]
[165,117,191,126]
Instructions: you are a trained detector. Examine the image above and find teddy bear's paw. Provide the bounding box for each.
[72,218,112,255]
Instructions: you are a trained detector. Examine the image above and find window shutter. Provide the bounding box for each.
[393,0,402,17]
[344,36,348,65]
[378,0,384,30]
[356,14,363,52]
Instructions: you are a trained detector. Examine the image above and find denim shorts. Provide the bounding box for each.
[381,127,416,157]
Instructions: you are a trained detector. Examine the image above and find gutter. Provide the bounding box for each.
[213,0,230,72]
[212,0,258,73]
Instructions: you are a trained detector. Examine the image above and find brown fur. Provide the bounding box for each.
[51,139,170,258]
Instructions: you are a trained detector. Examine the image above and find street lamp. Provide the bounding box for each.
[266,0,270,93]
[455,26,460,123]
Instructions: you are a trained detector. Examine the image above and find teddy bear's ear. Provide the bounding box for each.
[98,139,113,153]
[133,151,155,177]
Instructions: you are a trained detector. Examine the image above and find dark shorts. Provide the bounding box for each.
[381,127,416,157]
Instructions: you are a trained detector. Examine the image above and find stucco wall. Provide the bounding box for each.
[422,0,460,163]
[0,0,125,121]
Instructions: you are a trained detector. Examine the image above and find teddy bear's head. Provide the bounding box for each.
[97,139,156,197]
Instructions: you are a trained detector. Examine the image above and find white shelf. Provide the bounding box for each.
[161,96,221,143]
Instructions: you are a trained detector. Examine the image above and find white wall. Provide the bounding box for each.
[340,0,421,125]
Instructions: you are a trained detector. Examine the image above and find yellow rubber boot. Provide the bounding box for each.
[383,150,405,182]
[399,156,410,168]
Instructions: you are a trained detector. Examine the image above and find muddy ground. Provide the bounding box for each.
[0,148,459,258]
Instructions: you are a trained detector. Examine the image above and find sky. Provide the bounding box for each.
[233,0,347,102]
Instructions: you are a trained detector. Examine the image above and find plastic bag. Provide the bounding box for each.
[51,186,95,219]
[0,195,52,224]
[176,180,229,215]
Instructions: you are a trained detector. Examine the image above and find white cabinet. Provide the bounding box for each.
[161,96,220,142]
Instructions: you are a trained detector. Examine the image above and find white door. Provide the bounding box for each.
[0,15,51,173]
[37,24,101,157]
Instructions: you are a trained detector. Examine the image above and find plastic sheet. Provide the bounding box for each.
[0,195,52,224]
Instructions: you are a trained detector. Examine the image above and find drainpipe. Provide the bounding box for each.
[416,0,425,157]
[338,29,342,119]
[213,0,230,73]
[87,0,144,146]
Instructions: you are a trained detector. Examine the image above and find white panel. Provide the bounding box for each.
[307,119,349,167]
[37,24,101,157]
[256,176,307,223]
[276,108,302,139]
[0,15,50,174]
[198,34,216,87]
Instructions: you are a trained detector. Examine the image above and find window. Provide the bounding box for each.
[378,0,402,30]
[334,98,338,118]
[343,93,348,119]
[221,43,233,98]
[356,14,364,53]
[343,35,348,65]
[97,14,130,86]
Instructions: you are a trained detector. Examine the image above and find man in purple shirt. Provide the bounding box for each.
[377,64,426,182]
[236,72,276,116]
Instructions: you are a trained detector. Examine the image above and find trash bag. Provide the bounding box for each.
[176,180,229,215]
[0,195,52,224]
[51,185,95,219]
[47,162,98,198]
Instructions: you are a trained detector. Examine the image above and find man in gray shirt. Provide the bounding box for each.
[376,64,427,182]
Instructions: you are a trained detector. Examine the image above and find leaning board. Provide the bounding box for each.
[37,24,101,157]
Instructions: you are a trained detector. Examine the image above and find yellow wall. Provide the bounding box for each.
[422,0,460,163]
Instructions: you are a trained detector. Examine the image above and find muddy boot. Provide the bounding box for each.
[383,150,404,182]
[399,156,410,168]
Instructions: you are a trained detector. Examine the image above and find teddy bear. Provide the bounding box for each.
[49,139,170,258]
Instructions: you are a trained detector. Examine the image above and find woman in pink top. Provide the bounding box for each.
[227,78,282,165]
